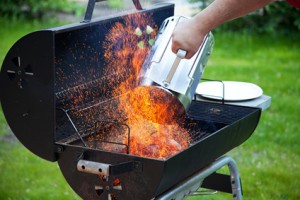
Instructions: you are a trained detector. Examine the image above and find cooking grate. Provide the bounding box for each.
[187,100,256,124]
[55,71,129,111]
[56,94,256,157]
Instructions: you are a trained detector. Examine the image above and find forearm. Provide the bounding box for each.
[172,0,276,58]
[194,0,276,33]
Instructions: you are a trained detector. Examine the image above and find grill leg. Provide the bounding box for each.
[227,157,243,200]
[155,156,242,200]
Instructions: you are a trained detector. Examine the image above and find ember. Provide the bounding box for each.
[87,117,190,160]
[127,120,190,159]
[100,13,191,160]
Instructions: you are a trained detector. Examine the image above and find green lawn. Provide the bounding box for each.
[0,17,300,200]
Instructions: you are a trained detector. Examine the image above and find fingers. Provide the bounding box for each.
[185,50,197,59]
[171,31,200,59]
[171,34,180,54]
[171,38,197,59]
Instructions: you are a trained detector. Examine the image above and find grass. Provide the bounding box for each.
[0,17,300,200]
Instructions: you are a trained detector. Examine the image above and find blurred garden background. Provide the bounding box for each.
[0,0,299,199]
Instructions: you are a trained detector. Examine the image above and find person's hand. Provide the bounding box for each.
[171,18,207,59]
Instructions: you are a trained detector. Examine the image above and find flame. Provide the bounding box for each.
[100,13,191,160]
[127,120,190,159]
[54,11,192,160]
[120,86,185,124]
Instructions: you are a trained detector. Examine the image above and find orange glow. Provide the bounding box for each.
[126,120,190,159]
[99,13,191,160]
[120,86,185,125]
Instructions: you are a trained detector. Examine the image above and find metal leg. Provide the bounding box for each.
[156,156,242,200]
[227,158,242,200]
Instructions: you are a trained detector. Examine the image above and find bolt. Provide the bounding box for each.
[134,163,140,169]
[56,146,63,153]
[17,82,23,89]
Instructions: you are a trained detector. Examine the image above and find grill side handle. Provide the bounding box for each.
[83,0,143,23]
[77,160,142,176]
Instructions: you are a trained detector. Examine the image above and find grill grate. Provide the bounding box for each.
[55,70,129,111]
[56,97,244,155]
[187,101,256,124]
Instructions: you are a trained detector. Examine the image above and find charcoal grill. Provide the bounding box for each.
[0,1,267,199]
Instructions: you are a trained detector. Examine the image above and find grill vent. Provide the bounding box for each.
[6,56,34,88]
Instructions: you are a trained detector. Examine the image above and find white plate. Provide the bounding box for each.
[195,81,263,101]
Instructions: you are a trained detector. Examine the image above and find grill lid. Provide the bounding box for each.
[0,2,175,161]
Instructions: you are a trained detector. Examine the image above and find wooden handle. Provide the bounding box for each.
[163,49,187,87]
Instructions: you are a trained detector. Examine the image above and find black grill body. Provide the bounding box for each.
[57,101,260,199]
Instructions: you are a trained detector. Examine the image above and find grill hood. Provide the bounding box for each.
[0,3,175,161]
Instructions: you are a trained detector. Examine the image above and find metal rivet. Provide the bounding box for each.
[57,146,64,153]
